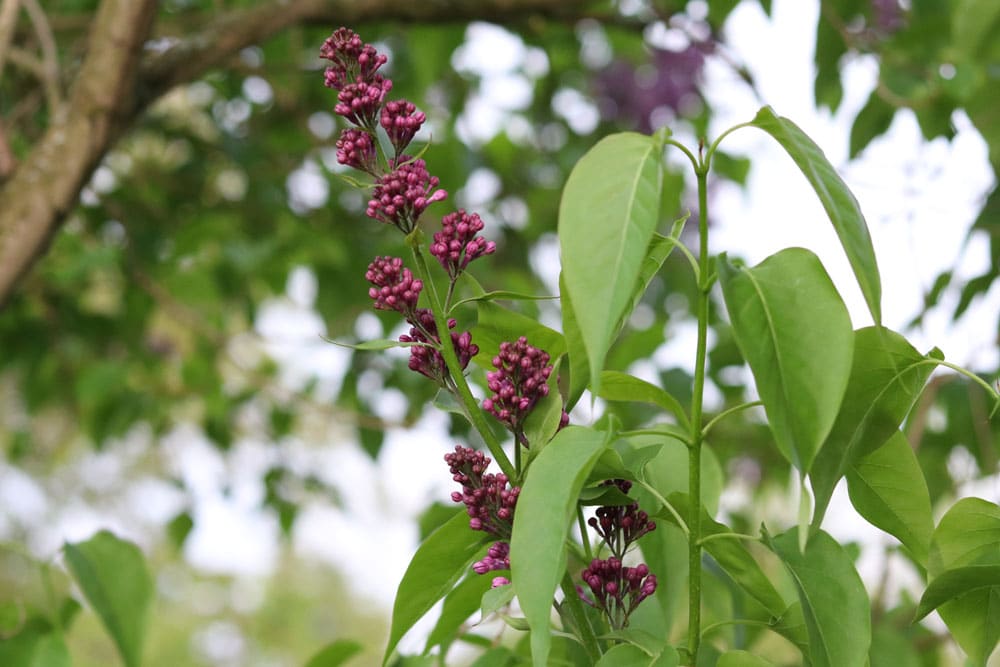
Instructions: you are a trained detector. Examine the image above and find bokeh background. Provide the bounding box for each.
[0,0,998,664]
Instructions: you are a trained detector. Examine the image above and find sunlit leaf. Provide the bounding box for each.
[559,132,663,393]
[750,106,882,323]
[304,639,364,667]
[63,531,154,667]
[720,248,853,473]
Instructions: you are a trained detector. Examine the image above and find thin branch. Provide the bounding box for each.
[0,0,19,77]
[21,0,61,111]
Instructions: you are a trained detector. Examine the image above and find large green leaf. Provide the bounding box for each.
[63,530,153,667]
[846,431,933,565]
[424,573,493,653]
[383,511,488,665]
[924,498,1000,665]
[559,132,663,393]
[597,370,690,429]
[0,631,71,667]
[750,106,882,324]
[635,435,723,515]
[766,529,870,667]
[811,327,937,526]
[719,248,853,472]
[510,426,609,667]
[474,301,566,369]
[916,565,1000,620]
[560,273,590,411]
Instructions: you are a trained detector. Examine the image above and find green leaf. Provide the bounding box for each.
[325,338,425,351]
[560,273,590,411]
[559,132,663,393]
[637,436,723,516]
[450,290,558,312]
[510,426,609,667]
[522,360,565,451]
[952,0,1000,60]
[915,565,1000,620]
[474,301,566,369]
[384,511,487,665]
[925,497,1000,665]
[304,639,364,667]
[469,646,518,667]
[596,370,690,430]
[716,650,777,667]
[810,327,937,527]
[719,248,853,473]
[424,574,493,653]
[669,495,787,617]
[617,217,687,335]
[849,91,895,159]
[750,106,882,324]
[63,531,153,667]
[846,431,933,565]
[766,529,870,667]
[0,632,71,667]
[595,643,679,667]
[481,584,516,618]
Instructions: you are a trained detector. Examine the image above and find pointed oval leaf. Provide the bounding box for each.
[597,371,690,430]
[915,565,1000,620]
[925,497,1000,665]
[559,132,663,393]
[510,426,609,667]
[719,248,853,472]
[717,650,777,667]
[766,529,870,667]
[304,639,364,667]
[474,301,566,370]
[750,106,882,324]
[846,431,933,565]
[63,530,153,667]
[383,511,487,665]
[810,327,936,526]
[424,574,493,653]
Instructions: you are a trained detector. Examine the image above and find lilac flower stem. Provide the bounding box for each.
[686,164,711,665]
[577,506,593,561]
[406,229,516,481]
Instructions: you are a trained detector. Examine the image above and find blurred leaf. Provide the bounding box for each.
[716,651,776,667]
[304,639,364,667]
[63,531,154,667]
[850,91,896,158]
[165,511,194,550]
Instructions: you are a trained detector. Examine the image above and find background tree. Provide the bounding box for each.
[0,1,997,665]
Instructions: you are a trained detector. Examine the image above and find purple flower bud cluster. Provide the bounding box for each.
[335,78,393,129]
[381,100,427,156]
[430,210,497,279]
[365,256,422,317]
[320,27,388,92]
[474,541,510,574]
[399,310,478,385]
[335,128,378,175]
[588,480,656,559]
[365,156,447,234]
[579,558,657,629]
[445,445,520,539]
[482,337,554,439]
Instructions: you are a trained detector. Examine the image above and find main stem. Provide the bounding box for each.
[686,165,711,664]
[407,235,516,481]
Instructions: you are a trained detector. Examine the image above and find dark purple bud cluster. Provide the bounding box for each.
[336,128,378,174]
[365,256,422,317]
[381,100,427,156]
[579,558,657,629]
[474,541,510,574]
[430,210,497,279]
[366,156,448,234]
[445,445,520,539]
[483,336,554,439]
[320,27,388,92]
[399,310,478,385]
[335,77,393,129]
[588,479,656,559]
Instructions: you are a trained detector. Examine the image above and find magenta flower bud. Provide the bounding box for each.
[482,336,558,445]
[335,128,378,174]
[430,209,497,279]
[579,556,657,629]
[444,446,519,538]
[320,27,388,91]
[366,157,447,234]
[491,577,510,588]
[380,99,426,155]
[334,76,392,129]
[364,256,422,317]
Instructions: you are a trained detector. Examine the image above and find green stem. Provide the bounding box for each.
[686,163,712,665]
[635,478,689,536]
[560,573,602,661]
[578,506,594,561]
[702,400,764,438]
[703,121,755,166]
[407,232,516,480]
